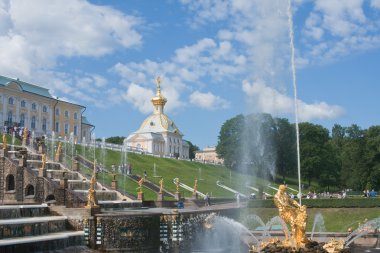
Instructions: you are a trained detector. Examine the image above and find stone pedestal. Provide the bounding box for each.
[73,159,80,172]
[85,206,101,216]
[192,192,198,200]
[157,193,164,201]
[111,180,118,190]
[55,153,62,163]
[0,148,8,158]
[137,192,144,201]
[175,192,181,201]
[60,173,68,189]
[39,167,47,177]
[19,150,27,167]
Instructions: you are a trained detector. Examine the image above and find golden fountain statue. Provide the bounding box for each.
[175,178,180,193]
[273,184,308,248]
[22,127,28,146]
[41,154,46,170]
[86,160,98,208]
[193,179,198,194]
[137,177,144,193]
[54,142,62,162]
[159,178,164,194]
[2,133,7,150]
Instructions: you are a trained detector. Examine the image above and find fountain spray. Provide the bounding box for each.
[287,0,302,205]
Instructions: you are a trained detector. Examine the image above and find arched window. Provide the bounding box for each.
[25,184,34,196]
[20,114,25,127]
[55,108,59,115]
[42,118,47,131]
[31,103,36,110]
[21,100,26,107]
[6,175,15,191]
[7,111,12,125]
[31,116,36,129]
[74,112,77,120]
[64,110,69,118]
[8,97,13,105]
[42,105,47,113]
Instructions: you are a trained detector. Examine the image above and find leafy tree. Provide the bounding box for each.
[299,122,330,187]
[363,126,380,190]
[216,114,244,170]
[341,124,366,190]
[106,136,126,145]
[274,118,296,181]
[187,141,200,160]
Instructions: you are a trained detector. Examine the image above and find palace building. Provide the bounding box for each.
[195,146,224,165]
[0,75,94,141]
[126,78,190,159]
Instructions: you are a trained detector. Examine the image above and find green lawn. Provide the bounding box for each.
[241,208,380,232]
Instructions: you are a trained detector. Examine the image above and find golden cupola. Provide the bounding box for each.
[151,76,167,114]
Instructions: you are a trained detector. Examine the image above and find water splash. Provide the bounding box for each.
[311,213,326,240]
[345,218,380,247]
[287,0,302,205]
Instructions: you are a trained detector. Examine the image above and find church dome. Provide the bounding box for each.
[137,113,182,135]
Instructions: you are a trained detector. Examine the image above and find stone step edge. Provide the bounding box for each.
[0,216,67,225]
[0,204,48,210]
[0,231,84,246]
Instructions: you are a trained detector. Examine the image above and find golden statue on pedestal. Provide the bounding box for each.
[22,127,28,146]
[193,179,198,194]
[175,178,180,193]
[137,177,144,193]
[274,184,309,248]
[86,160,98,208]
[2,134,7,150]
[41,154,46,170]
[55,142,62,162]
[159,178,164,194]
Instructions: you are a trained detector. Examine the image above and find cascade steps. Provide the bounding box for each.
[0,205,84,252]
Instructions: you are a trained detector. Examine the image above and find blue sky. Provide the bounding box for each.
[1,0,380,149]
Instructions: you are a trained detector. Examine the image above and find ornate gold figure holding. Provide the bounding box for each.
[86,160,98,208]
[274,184,309,248]
[175,178,180,193]
[137,177,144,193]
[2,134,7,150]
[55,142,62,161]
[41,154,47,170]
[193,179,198,194]
[159,178,164,194]
[22,127,28,145]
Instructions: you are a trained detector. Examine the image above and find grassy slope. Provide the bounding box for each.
[241,208,380,232]
[68,144,304,200]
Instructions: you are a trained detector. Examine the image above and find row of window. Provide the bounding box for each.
[7,97,78,119]
[7,111,78,135]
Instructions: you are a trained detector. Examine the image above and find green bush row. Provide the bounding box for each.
[248,197,380,208]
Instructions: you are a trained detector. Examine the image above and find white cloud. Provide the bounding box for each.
[242,80,345,121]
[122,83,155,114]
[0,0,143,107]
[189,91,230,110]
[372,0,380,9]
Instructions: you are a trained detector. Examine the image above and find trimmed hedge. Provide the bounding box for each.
[248,197,380,208]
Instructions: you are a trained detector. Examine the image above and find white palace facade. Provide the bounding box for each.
[126,78,190,159]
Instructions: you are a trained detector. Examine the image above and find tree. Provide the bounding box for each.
[216,114,244,170]
[274,118,296,182]
[106,136,126,145]
[299,122,330,187]
[187,141,200,160]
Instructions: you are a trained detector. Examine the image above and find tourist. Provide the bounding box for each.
[204,193,210,206]
[144,170,147,178]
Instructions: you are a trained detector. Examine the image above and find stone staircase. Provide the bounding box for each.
[0,204,84,252]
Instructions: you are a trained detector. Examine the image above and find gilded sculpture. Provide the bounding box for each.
[175,178,180,193]
[86,160,98,208]
[55,142,62,162]
[2,134,7,150]
[273,184,309,248]
[159,178,164,194]
[41,154,46,170]
[137,177,144,193]
[193,179,198,194]
[22,127,28,145]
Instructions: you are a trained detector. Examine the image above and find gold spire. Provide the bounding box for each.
[151,76,167,107]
